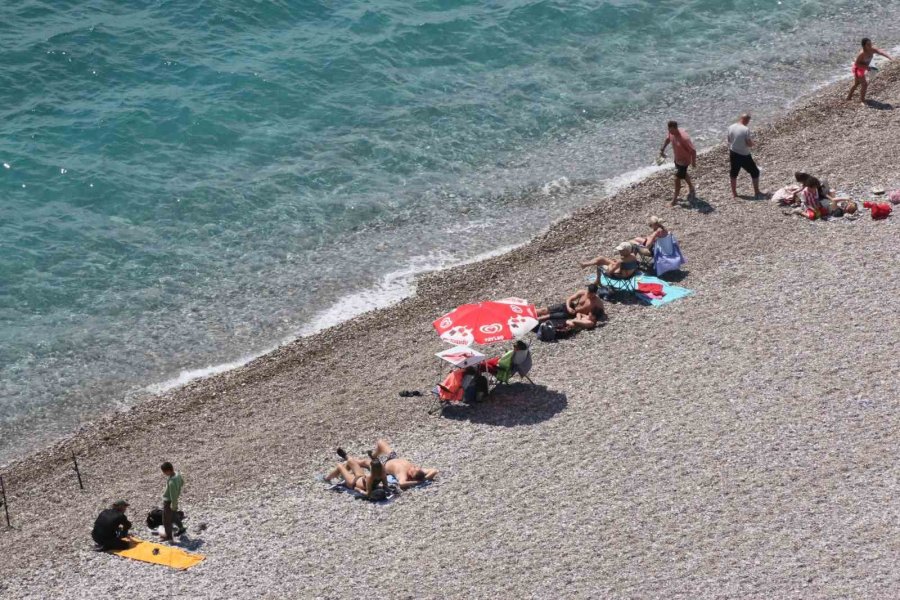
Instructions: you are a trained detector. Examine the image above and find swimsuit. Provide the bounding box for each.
[379,451,399,466]
[853,62,869,79]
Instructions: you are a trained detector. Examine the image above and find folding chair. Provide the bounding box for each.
[598,268,639,298]
[492,346,535,388]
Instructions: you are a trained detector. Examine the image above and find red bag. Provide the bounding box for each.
[863,201,893,220]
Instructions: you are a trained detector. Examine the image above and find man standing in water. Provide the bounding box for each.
[727,113,763,200]
[846,38,893,104]
[659,121,697,206]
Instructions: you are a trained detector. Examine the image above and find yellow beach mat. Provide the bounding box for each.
[109,537,205,570]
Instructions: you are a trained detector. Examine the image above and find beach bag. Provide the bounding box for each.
[536,321,557,342]
[146,508,163,530]
[147,507,184,529]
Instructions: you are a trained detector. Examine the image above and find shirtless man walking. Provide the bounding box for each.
[660,121,697,206]
[847,38,893,104]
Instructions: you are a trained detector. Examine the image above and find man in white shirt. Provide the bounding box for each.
[727,113,763,200]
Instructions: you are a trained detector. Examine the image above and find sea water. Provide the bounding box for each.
[2,0,898,463]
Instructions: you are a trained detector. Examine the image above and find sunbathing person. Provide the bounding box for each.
[536,284,605,322]
[324,450,388,497]
[581,242,640,279]
[629,216,668,253]
[369,439,438,490]
[563,312,598,331]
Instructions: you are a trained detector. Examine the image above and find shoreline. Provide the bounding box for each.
[2,59,900,598]
[3,59,897,477]
[0,45,881,467]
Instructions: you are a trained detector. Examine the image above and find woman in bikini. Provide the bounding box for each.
[629,216,668,253]
[325,450,389,497]
[847,38,893,104]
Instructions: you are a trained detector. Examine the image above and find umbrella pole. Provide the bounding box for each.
[72,451,84,490]
[1,475,10,528]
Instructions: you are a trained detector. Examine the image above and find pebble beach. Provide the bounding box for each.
[1,64,899,599]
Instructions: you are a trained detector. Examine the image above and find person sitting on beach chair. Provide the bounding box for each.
[324,450,389,498]
[535,284,605,322]
[92,500,133,550]
[580,242,640,280]
[368,439,438,490]
[629,216,668,253]
[436,365,487,403]
[482,340,534,383]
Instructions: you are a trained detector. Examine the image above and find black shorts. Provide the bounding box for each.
[674,163,689,179]
[729,151,760,179]
[546,303,570,321]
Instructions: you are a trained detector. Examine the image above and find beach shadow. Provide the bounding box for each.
[737,193,768,201]
[677,195,715,214]
[441,384,567,427]
[865,99,894,110]
[657,269,689,283]
[175,535,205,551]
[602,290,645,306]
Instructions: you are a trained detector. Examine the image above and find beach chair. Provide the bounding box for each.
[652,234,686,277]
[632,243,654,273]
[598,268,639,298]
[430,366,488,413]
[493,346,534,386]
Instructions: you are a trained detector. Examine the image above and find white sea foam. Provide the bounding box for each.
[146,244,523,395]
[603,163,672,194]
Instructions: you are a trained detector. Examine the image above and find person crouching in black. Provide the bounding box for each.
[92,499,133,550]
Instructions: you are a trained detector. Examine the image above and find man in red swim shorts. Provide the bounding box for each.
[847,37,893,104]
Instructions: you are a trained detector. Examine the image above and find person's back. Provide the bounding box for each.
[727,122,751,155]
[92,505,131,549]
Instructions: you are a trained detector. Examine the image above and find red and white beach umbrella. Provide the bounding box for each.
[432,297,538,346]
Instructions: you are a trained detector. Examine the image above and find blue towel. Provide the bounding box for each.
[584,274,693,307]
[635,275,694,307]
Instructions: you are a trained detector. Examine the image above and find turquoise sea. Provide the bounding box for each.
[1,0,898,462]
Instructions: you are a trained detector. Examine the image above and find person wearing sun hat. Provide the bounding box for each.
[580,241,640,280]
[91,499,133,550]
[629,215,669,253]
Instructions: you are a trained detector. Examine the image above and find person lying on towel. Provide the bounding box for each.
[92,499,133,550]
[536,283,605,322]
[326,442,437,492]
[324,450,389,498]
[369,439,438,489]
[580,242,640,279]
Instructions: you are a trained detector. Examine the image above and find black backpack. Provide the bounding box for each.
[146,508,163,530]
[146,507,185,529]
[536,321,557,342]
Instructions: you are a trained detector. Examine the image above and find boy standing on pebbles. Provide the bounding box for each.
[159,461,185,542]
[847,37,893,104]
